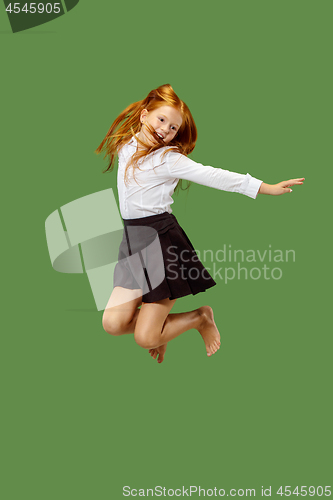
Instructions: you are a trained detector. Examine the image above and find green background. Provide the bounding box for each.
[1,1,332,499]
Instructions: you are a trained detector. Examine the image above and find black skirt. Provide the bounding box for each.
[113,212,216,303]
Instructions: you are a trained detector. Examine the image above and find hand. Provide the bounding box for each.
[258,178,305,195]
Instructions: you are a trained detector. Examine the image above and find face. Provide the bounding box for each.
[138,105,183,146]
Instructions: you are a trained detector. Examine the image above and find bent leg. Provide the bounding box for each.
[103,289,221,358]
[134,301,221,357]
[102,287,142,336]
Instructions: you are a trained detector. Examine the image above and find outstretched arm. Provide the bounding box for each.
[165,151,262,199]
[258,178,305,195]
[164,150,304,198]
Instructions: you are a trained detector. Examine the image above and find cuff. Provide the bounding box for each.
[239,173,263,199]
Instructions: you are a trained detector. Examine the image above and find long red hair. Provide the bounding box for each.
[95,84,197,187]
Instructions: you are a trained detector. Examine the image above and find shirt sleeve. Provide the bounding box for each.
[164,150,263,199]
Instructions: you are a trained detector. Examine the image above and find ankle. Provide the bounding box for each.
[197,306,213,329]
[196,307,207,330]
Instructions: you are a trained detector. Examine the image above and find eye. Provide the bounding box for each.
[159,118,164,122]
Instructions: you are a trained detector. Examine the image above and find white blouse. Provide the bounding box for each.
[117,135,263,220]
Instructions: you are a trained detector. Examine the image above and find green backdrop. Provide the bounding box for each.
[1,1,332,499]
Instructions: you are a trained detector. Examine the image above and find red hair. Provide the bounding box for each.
[95,84,197,187]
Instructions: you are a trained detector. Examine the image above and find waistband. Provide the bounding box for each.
[122,212,179,236]
[122,212,177,227]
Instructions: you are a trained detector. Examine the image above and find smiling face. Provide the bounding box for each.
[137,105,183,147]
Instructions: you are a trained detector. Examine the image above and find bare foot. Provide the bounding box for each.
[198,306,221,357]
[148,343,168,363]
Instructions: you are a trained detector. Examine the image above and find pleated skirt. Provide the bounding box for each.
[113,212,216,303]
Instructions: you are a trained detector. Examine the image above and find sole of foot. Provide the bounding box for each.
[198,306,221,357]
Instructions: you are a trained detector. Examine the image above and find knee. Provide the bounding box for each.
[102,311,127,336]
[134,330,159,350]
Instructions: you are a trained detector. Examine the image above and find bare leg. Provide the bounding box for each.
[102,287,221,360]
[102,287,142,336]
[135,301,221,357]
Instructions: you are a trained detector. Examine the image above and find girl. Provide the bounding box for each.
[96,84,304,363]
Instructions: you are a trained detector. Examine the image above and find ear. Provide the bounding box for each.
[140,108,148,124]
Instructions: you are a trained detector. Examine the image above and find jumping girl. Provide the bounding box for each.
[96,84,304,363]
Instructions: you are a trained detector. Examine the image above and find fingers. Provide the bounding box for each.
[283,184,293,193]
[278,178,304,193]
[284,178,305,187]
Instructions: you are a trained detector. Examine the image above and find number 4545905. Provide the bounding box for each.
[6,3,61,14]
[277,486,331,496]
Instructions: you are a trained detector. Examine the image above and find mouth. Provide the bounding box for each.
[155,132,165,141]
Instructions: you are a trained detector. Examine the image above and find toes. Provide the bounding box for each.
[206,341,220,356]
[149,348,166,362]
